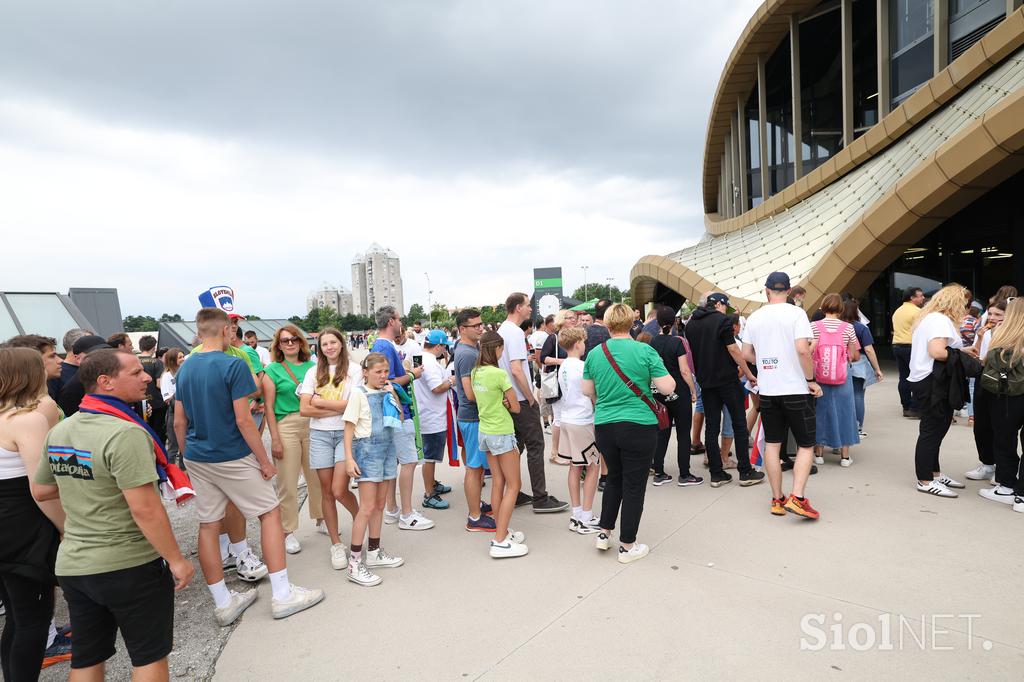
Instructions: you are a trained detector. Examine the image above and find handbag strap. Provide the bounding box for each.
[281,362,302,386]
[600,342,659,413]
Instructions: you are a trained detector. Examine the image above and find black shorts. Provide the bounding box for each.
[58,558,175,669]
[759,394,816,448]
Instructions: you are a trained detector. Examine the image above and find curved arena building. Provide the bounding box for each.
[632,0,1024,338]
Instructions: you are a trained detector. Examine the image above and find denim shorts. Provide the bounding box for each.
[478,432,518,455]
[352,434,398,482]
[459,421,487,469]
[421,431,446,462]
[309,428,345,469]
[394,419,419,465]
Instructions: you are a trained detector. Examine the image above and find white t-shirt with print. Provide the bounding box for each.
[398,339,422,367]
[909,312,962,382]
[300,361,363,430]
[557,357,593,425]
[159,371,176,401]
[742,303,814,396]
[497,320,529,402]
[413,352,449,434]
[528,329,549,351]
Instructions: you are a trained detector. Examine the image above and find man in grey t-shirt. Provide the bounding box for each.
[452,309,495,530]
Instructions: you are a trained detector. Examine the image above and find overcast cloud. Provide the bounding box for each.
[0,0,761,318]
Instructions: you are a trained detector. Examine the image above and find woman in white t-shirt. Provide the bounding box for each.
[160,347,185,465]
[299,328,362,570]
[908,285,973,498]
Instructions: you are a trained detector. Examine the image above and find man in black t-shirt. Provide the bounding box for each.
[138,335,167,443]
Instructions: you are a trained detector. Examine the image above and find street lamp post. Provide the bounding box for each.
[582,265,589,301]
[425,272,433,326]
[606,277,616,301]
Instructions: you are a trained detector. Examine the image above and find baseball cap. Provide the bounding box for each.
[765,272,792,292]
[228,313,247,321]
[425,330,449,346]
[706,293,730,307]
[72,335,111,355]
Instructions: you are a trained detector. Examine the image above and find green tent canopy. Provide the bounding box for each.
[569,298,599,312]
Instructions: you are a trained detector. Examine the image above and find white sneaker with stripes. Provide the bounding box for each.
[917,480,958,498]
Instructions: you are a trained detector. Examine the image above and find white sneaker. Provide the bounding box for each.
[365,547,404,568]
[595,532,611,551]
[507,528,525,544]
[235,549,269,583]
[936,474,966,489]
[965,464,995,480]
[330,543,348,570]
[383,507,400,525]
[271,584,324,619]
[214,589,258,626]
[399,510,435,530]
[618,543,650,564]
[284,533,301,554]
[917,480,958,498]
[979,486,1016,505]
[221,553,237,572]
[1014,496,1024,514]
[840,457,852,468]
[347,560,382,586]
[570,518,600,535]
[814,455,824,465]
[489,539,529,558]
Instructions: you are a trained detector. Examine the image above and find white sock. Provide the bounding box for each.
[228,540,250,558]
[208,579,232,609]
[468,515,480,522]
[47,619,57,648]
[219,533,230,560]
[268,569,292,601]
[580,509,593,523]
[572,505,583,520]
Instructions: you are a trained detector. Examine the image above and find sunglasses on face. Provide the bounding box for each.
[279,337,300,345]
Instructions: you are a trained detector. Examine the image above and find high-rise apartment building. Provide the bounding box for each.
[350,243,404,316]
[306,284,354,317]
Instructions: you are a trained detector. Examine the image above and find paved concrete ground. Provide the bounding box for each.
[211,371,1023,680]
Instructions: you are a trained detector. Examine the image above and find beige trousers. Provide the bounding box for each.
[275,412,322,533]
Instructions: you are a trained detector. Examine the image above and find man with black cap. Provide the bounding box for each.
[685,293,764,488]
[58,335,111,417]
[742,272,823,519]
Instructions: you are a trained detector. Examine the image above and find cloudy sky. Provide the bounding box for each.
[0,0,761,318]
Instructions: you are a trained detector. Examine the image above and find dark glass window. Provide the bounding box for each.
[853,0,879,135]
[745,86,762,209]
[764,39,795,195]
[890,0,934,104]
[800,7,843,173]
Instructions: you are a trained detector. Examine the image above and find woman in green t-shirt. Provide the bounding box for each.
[582,303,675,565]
[262,325,321,555]
[471,332,527,559]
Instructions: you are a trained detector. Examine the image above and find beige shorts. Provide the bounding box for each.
[557,422,601,466]
[186,455,280,524]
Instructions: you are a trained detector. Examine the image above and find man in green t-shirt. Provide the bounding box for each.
[33,349,194,679]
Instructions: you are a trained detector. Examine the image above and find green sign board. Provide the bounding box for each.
[533,277,563,289]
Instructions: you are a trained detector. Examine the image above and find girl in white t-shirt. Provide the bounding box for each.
[299,328,362,570]
[555,327,602,534]
[908,285,974,498]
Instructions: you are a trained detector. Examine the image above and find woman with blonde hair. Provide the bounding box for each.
[977,298,1024,511]
[908,284,974,497]
[0,348,64,679]
[263,325,322,554]
[539,308,579,463]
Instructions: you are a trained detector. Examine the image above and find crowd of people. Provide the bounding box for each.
[1,274,1022,679]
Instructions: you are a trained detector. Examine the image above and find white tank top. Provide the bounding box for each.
[0,444,27,480]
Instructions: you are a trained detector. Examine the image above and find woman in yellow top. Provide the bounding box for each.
[262,325,321,555]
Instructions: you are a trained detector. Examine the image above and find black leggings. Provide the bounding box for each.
[0,573,54,682]
[910,376,954,481]
[989,393,1024,494]
[652,391,692,477]
[596,421,658,544]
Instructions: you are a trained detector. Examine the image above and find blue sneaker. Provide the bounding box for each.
[423,494,450,510]
[42,633,72,669]
[466,515,496,532]
[480,501,493,516]
[432,480,452,495]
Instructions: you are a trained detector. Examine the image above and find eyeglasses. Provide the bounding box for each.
[461,323,484,329]
[279,337,300,345]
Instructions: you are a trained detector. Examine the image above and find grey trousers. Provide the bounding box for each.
[512,400,548,500]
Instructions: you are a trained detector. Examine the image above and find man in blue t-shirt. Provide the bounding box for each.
[174,308,323,625]
[370,306,436,531]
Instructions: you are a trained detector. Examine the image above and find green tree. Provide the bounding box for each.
[123,315,158,332]
[569,283,626,303]
[287,315,306,328]
[403,303,427,328]
[339,314,374,332]
[300,306,342,333]
[430,303,452,327]
[158,313,183,323]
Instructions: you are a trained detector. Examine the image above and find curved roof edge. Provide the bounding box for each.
[702,4,1024,226]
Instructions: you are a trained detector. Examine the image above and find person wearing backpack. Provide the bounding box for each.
[977,298,1024,512]
[809,294,860,467]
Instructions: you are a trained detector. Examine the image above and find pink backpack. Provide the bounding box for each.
[812,320,850,385]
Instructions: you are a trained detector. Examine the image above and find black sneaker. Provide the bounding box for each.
[710,471,732,488]
[678,474,703,487]
[810,465,818,475]
[780,459,794,471]
[652,473,673,486]
[598,476,607,492]
[514,492,533,507]
[532,495,569,513]
[739,470,766,487]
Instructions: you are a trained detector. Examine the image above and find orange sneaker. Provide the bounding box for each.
[783,495,820,520]
[770,497,786,516]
